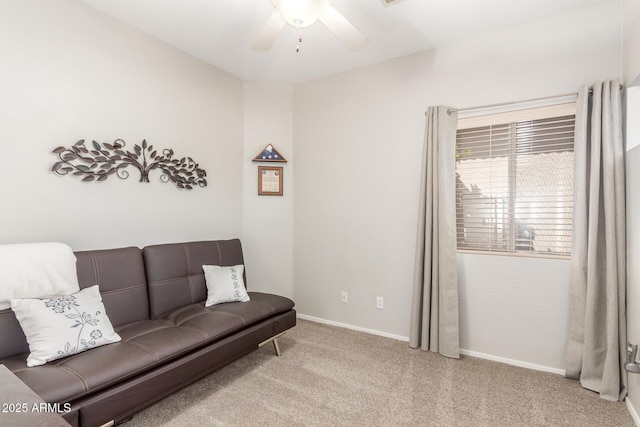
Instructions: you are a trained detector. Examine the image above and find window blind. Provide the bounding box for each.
[455,113,575,257]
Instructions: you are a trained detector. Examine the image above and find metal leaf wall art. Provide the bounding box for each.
[52,139,207,190]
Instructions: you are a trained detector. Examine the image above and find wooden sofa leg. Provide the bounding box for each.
[258,332,286,356]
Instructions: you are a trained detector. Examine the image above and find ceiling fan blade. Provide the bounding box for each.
[319,6,368,52]
[250,11,285,52]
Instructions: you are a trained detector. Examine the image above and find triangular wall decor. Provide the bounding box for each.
[252,144,288,163]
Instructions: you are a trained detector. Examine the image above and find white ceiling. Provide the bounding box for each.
[79,0,610,84]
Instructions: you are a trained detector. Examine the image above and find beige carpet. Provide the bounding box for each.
[125,319,634,426]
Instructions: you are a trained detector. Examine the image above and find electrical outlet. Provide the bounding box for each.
[376,296,384,309]
[341,291,348,303]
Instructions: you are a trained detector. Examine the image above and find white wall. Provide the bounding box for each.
[0,0,244,251]
[623,0,640,420]
[242,82,294,298]
[626,101,640,419]
[293,0,622,371]
[624,0,640,84]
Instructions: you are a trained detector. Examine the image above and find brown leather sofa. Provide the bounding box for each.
[0,239,296,427]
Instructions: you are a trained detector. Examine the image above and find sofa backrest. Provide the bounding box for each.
[0,308,29,359]
[0,246,149,360]
[143,239,246,318]
[75,246,150,327]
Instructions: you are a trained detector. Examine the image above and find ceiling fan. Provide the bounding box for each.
[251,0,368,52]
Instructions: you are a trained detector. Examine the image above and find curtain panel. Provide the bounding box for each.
[565,79,626,401]
[409,106,460,358]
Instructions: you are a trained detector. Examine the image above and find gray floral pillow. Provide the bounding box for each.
[11,285,121,367]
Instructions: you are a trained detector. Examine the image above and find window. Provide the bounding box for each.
[455,104,575,257]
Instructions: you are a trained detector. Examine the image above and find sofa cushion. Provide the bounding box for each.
[75,247,149,327]
[2,292,294,404]
[2,328,162,403]
[143,240,246,318]
[10,285,121,367]
[162,292,294,340]
[3,318,204,403]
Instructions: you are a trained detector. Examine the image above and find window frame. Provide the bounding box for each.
[455,102,576,259]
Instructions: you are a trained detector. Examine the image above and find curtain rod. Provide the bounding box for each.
[447,92,576,115]
[442,84,623,116]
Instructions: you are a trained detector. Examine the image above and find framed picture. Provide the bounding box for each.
[258,166,283,196]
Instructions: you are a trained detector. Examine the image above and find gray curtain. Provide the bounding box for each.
[565,80,626,401]
[409,106,459,358]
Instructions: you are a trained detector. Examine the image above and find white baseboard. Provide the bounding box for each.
[626,398,640,426]
[296,314,410,342]
[459,348,565,376]
[297,313,565,376]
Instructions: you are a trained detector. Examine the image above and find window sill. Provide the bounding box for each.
[456,249,570,261]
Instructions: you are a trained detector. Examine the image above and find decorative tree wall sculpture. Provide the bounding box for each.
[52,139,207,190]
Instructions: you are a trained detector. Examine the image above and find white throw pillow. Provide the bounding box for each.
[11,285,121,367]
[203,264,250,307]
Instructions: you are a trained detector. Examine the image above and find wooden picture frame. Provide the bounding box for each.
[258,166,283,196]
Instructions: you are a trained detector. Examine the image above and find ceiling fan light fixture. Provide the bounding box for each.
[272,0,330,28]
